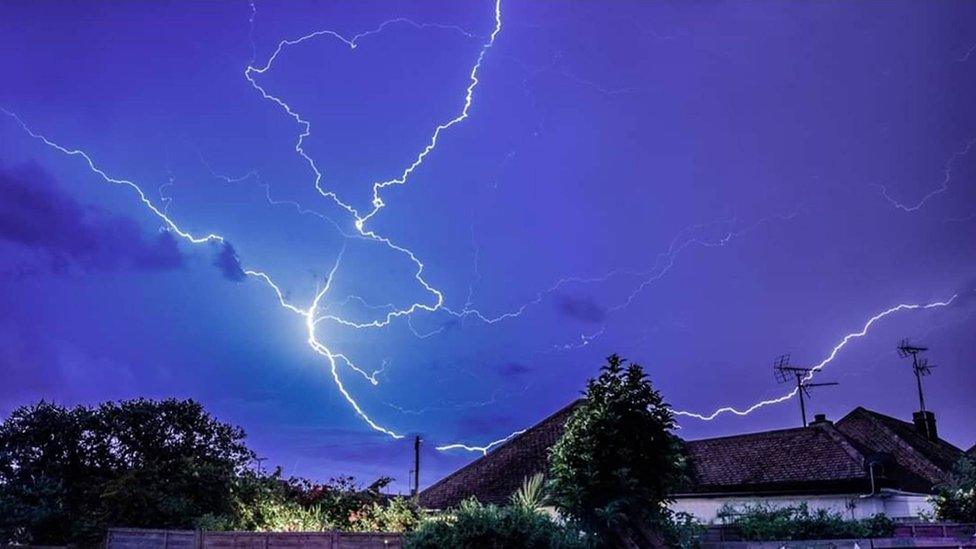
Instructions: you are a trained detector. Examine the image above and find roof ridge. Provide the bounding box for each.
[856,408,963,455]
[688,424,813,443]
[814,423,868,469]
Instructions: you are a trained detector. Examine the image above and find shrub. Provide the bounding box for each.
[210,472,417,533]
[931,456,976,523]
[348,497,424,533]
[404,498,591,549]
[717,502,894,541]
[660,510,706,548]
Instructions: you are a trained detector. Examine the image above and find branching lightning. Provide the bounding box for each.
[1,0,503,448]
[2,0,967,460]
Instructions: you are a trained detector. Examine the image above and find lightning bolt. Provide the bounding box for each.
[1,0,503,448]
[3,0,966,460]
[436,428,527,456]
[672,295,958,421]
[874,139,975,212]
[434,294,961,454]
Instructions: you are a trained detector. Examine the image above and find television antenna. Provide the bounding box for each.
[773,354,839,427]
[897,339,935,414]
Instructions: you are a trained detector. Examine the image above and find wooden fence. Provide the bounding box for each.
[106,529,402,549]
[700,522,976,548]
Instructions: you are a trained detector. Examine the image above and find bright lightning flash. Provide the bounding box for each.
[1,0,964,458]
[2,0,502,447]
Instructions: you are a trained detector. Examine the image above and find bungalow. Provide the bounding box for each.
[419,403,968,523]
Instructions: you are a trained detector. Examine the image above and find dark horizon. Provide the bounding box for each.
[1,0,975,492]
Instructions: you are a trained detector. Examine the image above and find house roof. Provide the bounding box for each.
[419,403,965,509]
[968,444,976,458]
[678,422,868,495]
[419,400,582,509]
[834,407,963,491]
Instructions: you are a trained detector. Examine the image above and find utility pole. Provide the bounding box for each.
[774,354,839,427]
[412,435,421,499]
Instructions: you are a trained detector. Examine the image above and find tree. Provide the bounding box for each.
[547,355,686,548]
[0,399,254,544]
[931,455,976,523]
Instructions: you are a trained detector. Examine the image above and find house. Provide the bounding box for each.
[419,403,968,523]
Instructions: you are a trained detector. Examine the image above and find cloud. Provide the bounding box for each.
[0,162,184,272]
[498,361,531,378]
[554,293,606,323]
[214,241,246,281]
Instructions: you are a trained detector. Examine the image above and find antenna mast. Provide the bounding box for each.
[897,339,934,413]
[774,354,839,427]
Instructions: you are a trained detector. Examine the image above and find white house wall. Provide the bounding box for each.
[670,492,933,524]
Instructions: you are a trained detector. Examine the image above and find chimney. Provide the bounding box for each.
[810,413,832,426]
[912,410,938,441]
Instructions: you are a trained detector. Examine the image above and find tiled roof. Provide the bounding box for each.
[679,423,868,495]
[418,400,582,510]
[419,403,965,509]
[834,407,964,491]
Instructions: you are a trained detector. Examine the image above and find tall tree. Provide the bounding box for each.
[547,355,686,548]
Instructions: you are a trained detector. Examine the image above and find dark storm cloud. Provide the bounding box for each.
[498,361,532,378]
[554,293,606,323]
[0,162,184,272]
[214,241,246,281]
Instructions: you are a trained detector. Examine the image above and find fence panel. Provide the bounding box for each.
[106,529,198,549]
[107,529,401,549]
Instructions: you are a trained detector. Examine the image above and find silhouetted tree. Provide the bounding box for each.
[0,399,254,545]
[547,355,686,548]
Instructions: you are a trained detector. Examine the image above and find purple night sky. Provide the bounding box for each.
[1,1,974,493]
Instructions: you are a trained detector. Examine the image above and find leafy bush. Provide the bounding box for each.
[717,502,894,540]
[404,498,591,549]
[206,472,420,533]
[660,510,706,548]
[348,497,424,533]
[931,456,976,523]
